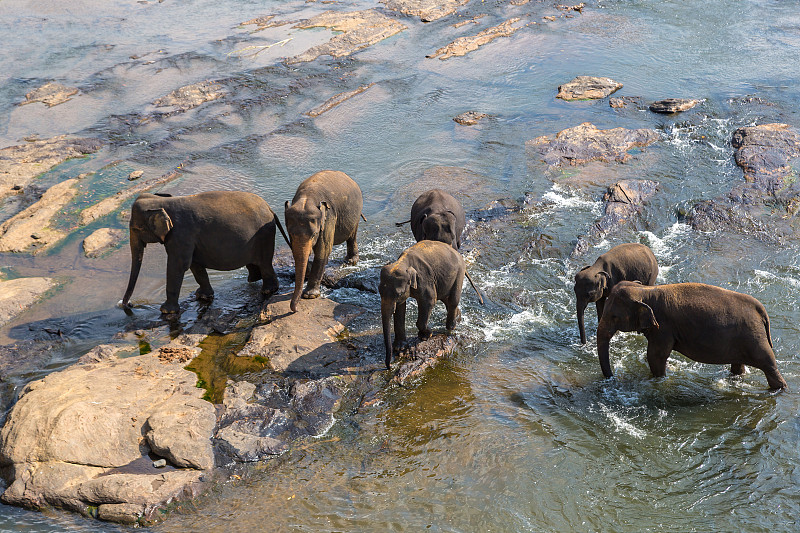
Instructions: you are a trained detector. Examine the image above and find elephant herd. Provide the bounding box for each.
[120,171,787,390]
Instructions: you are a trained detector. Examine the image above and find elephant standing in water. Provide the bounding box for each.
[398,189,466,249]
[596,281,787,390]
[574,243,658,344]
[121,191,289,314]
[379,240,466,369]
[285,170,364,312]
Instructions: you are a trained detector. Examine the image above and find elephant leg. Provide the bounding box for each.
[393,300,407,351]
[163,253,192,314]
[246,264,262,282]
[595,297,606,320]
[345,228,359,266]
[445,303,461,331]
[730,363,746,375]
[747,343,788,389]
[416,296,434,340]
[645,339,673,378]
[190,264,214,302]
[303,247,329,299]
[259,263,279,297]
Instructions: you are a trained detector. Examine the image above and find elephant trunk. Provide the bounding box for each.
[290,238,314,312]
[381,300,396,369]
[577,298,589,345]
[596,329,615,379]
[121,233,145,307]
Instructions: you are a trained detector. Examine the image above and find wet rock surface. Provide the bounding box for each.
[152,81,225,113]
[306,83,376,118]
[572,179,658,257]
[649,98,701,114]
[556,76,622,101]
[82,228,126,258]
[382,0,469,22]
[453,111,489,125]
[20,83,79,108]
[609,96,644,109]
[427,18,522,60]
[530,122,660,167]
[0,278,56,327]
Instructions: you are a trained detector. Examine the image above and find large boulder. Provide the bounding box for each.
[530,122,659,167]
[0,342,215,524]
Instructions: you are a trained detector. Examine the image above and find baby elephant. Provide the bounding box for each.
[122,191,289,314]
[597,281,787,390]
[575,243,658,344]
[398,189,466,250]
[380,240,465,369]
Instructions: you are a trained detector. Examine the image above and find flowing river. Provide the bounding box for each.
[1,0,799,531]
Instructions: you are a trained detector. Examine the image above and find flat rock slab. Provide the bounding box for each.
[731,123,800,186]
[288,10,407,64]
[0,178,80,253]
[0,136,102,200]
[556,76,622,101]
[392,334,456,383]
[237,292,366,376]
[0,343,215,524]
[153,81,225,113]
[427,18,522,60]
[82,228,125,257]
[382,0,469,22]
[649,98,701,114]
[0,277,56,327]
[20,83,79,107]
[530,122,659,167]
[454,111,488,125]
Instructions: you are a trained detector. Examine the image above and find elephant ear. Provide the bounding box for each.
[408,267,418,290]
[635,301,659,331]
[147,208,173,243]
[318,201,329,228]
[597,270,611,291]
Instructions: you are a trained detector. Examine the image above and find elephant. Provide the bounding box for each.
[397,189,466,250]
[574,243,658,344]
[379,240,465,369]
[121,191,289,314]
[285,170,364,312]
[596,281,787,390]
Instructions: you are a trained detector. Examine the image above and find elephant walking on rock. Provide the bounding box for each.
[285,170,364,312]
[574,243,658,344]
[596,281,788,390]
[121,191,289,314]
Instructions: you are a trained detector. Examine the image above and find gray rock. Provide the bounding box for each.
[82,228,126,258]
[649,98,701,114]
[556,76,622,101]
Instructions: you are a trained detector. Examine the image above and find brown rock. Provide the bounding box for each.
[20,83,79,107]
[427,18,522,60]
[287,10,407,64]
[556,76,622,100]
[0,277,56,327]
[731,123,800,185]
[452,14,486,28]
[82,228,125,258]
[128,170,144,181]
[453,111,488,125]
[530,122,659,167]
[153,81,225,112]
[306,83,375,118]
[609,96,643,109]
[382,0,469,22]
[649,98,701,114]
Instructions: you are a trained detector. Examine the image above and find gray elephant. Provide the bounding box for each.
[597,281,787,390]
[397,189,466,249]
[379,240,465,369]
[121,191,289,314]
[285,170,364,312]
[575,243,658,344]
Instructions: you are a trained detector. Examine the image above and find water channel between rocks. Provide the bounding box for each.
[1,0,800,531]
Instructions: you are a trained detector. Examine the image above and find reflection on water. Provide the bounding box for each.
[1,0,800,530]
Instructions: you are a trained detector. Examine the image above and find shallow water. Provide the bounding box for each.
[1,0,800,530]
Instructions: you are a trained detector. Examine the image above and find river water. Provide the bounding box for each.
[1,0,799,531]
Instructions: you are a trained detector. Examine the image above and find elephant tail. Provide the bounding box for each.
[271,208,292,247]
[464,269,484,306]
[361,213,368,222]
[763,308,774,349]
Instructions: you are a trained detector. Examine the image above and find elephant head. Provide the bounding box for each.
[574,267,611,344]
[285,198,328,312]
[420,211,459,248]
[596,282,659,378]
[379,263,417,368]
[121,194,174,307]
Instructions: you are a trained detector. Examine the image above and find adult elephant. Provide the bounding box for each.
[285,170,364,312]
[596,281,787,390]
[121,191,289,314]
[398,189,466,250]
[574,243,658,344]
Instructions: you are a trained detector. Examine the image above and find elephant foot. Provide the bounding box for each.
[302,287,321,299]
[392,338,407,353]
[195,288,215,302]
[160,302,180,315]
[261,284,278,299]
[446,308,461,331]
[417,329,432,341]
[344,254,359,266]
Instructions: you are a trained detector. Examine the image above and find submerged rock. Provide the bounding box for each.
[82,228,126,258]
[0,342,215,525]
[0,136,102,201]
[287,10,407,64]
[382,0,469,22]
[556,76,622,101]
[20,83,79,107]
[649,98,701,114]
[609,96,644,109]
[572,179,658,257]
[153,81,225,112]
[0,277,56,327]
[453,111,488,126]
[427,18,522,60]
[529,122,659,167]
[306,83,375,118]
